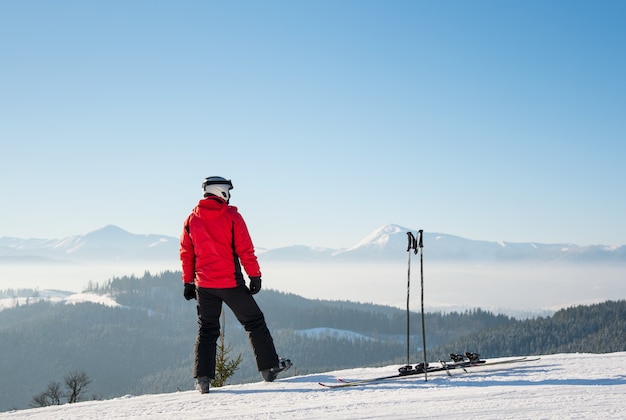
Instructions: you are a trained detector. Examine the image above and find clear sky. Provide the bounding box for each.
[1,0,625,250]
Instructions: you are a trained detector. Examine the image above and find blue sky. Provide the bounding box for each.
[1,0,625,250]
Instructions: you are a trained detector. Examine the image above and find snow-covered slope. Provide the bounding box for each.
[1,353,624,419]
[0,290,120,311]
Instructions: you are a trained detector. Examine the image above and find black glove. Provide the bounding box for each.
[184,283,196,300]
[249,277,262,295]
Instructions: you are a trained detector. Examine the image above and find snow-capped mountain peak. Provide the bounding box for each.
[0,225,178,262]
[345,223,408,251]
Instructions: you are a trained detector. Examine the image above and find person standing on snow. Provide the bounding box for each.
[180,176,292,394]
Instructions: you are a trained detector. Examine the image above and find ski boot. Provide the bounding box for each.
[195,376,211,394]
[262,358,293,382]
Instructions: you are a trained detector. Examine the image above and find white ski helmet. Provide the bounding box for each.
[202,176,233,202]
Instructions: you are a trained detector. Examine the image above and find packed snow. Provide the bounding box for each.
[1,353,624,419]
[0,291,120,311]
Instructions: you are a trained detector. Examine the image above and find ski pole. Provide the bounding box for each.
[405,232,417,370]
[418,229,427,381]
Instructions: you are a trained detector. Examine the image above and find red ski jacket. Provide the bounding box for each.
[180,197,261,288]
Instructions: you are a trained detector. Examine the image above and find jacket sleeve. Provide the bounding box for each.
[179,217,196,284]
[232,211,262,278]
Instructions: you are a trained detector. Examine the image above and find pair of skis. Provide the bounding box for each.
[318,353,540,388]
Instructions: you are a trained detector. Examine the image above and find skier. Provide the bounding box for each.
[180,176,291,394]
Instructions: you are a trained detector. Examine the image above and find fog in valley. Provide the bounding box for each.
[3,260,624,316]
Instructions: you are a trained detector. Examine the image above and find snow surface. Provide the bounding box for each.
[1,353,624,419]
[0,291,120,311]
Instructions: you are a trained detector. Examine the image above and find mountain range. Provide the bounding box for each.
[1,223,625,265]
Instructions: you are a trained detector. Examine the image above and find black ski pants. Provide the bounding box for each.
[194,285,279,379]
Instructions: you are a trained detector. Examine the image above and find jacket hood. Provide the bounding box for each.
[193,197,237,219]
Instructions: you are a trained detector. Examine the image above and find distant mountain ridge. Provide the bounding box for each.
[1,223,625,264]
[0,224,177,263]
[261,224,626,263]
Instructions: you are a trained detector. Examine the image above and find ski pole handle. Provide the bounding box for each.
[418,229,423,249]
[406,232,416,252]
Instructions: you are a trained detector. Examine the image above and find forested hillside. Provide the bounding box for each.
[1,271,624,412]
[432,300,626,359]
